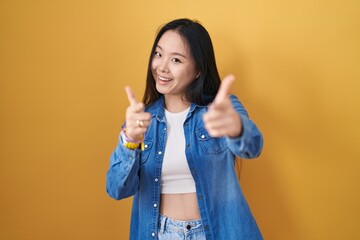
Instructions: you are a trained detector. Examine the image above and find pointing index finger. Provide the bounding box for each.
[214,74,235,104]
[125,86,138,106]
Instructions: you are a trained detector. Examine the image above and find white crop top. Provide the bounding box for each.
[161,107,196,194]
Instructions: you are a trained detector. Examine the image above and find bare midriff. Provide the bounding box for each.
[160,193,201,220]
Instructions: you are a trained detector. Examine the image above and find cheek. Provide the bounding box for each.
[180,63,197,80]
[181,68,197,83]
[151,61,157,75]
[151,58,159,70]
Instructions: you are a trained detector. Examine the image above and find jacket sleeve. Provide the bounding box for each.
[106,129,142,200]
[225,94,264,159]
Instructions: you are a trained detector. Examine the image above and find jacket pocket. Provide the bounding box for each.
[140,138,153,166]
[195,127,227,154]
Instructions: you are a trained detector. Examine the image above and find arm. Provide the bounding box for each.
[106,86,151,200]
[225,95,263,159]
[106,129,142,200]
[202,75,263,159]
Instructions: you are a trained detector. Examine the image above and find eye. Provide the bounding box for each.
[154,51,161,57]
[172,58,181,63]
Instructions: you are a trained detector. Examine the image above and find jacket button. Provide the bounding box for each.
[204,225,209,230]
[153,203,157,208]
[158,151,162,155]
[154,178,158,182]
[144,144,148,149]
[201,135,205,139]
[187,143,190,148]
[151,232,156,237]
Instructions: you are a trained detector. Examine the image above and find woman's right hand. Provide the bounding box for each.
[124,86,151,142]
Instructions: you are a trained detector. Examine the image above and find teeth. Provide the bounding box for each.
[159,76,172,82]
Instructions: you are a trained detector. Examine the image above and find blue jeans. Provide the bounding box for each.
[157,214,206,240]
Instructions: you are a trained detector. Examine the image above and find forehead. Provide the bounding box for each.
[157,30,190,55]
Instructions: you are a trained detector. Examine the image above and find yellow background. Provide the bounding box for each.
[1,0,359,239]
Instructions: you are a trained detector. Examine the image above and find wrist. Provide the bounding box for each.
[122,128,142,144]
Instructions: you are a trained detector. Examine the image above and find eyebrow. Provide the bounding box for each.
[156,45,188,59]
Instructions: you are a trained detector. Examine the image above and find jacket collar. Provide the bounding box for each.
[146,96,206,123]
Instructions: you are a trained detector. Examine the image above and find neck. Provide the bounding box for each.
[164,94,191,113]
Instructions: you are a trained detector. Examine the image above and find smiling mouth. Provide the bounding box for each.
[158,76,173,82]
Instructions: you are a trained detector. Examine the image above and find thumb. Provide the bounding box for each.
[125,86,139,106]
[213,75,235,104]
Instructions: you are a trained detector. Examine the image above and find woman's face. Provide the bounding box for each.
[151,30,199,98]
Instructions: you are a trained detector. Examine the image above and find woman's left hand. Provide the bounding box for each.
[202,75,243,138]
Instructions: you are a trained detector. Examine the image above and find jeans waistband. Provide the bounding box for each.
[158,213,203,234]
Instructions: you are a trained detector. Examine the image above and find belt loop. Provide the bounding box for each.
[160,215,167,234]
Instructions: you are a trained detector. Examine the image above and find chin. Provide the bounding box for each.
[155,84,166,95]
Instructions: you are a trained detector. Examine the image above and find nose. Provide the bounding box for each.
[158,58,170,73]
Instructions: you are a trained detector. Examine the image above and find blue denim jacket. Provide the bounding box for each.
[106,95,264,240]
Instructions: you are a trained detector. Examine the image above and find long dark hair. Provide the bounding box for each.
[142,18,221,106]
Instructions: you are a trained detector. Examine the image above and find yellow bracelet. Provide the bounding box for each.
[122,127,144,150]
[124,141,140,149]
